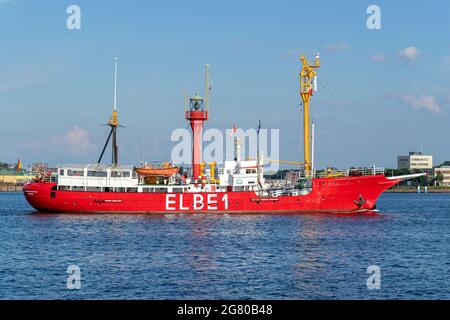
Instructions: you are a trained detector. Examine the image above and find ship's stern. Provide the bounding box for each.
[23,181,57,212]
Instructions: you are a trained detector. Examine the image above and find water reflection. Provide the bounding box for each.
[7,193,448,299]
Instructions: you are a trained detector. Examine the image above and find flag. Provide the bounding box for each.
[16,157,22,173]
[229,123,237,136]
[257,120,261,134]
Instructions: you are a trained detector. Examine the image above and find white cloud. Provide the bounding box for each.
[60,126,96,156]
[26,126,96,157]
[324,42,348,53]
[398,94,442,114]
[370,53,387,63]
[398,46,421,63]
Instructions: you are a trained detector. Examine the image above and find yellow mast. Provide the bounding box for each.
[299,53,320,177]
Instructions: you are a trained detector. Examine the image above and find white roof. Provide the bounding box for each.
[57,163,135,170]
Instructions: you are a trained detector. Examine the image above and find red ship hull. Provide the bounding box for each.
[23,174,399,214]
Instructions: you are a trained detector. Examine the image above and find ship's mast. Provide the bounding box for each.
[98,57,119,166]
[299,53,320,177]
[204,64,211,113]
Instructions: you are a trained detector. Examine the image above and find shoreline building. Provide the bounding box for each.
[32,163,49,174]
[434,162,450,186]
[0,162,33,191]
[397,151,433,172]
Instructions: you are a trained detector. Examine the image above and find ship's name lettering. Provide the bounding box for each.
[166,194,229,211]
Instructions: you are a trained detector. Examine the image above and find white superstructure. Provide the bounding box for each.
[54,158,267,194]
[57,164,138,191]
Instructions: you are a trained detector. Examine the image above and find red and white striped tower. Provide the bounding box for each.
[185,65,210,181]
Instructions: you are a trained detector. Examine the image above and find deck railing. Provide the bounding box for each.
[305,167,385,179]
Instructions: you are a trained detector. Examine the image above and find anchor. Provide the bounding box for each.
[353,194,367,208]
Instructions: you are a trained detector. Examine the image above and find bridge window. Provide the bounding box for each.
[86,187,102,192]
[67,169,84,177]
[87,170,107,177]
[111,171,131,178]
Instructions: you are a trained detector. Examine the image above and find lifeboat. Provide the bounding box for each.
[134,163,179,177]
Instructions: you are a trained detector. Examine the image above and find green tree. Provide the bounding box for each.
[433,172,444,186]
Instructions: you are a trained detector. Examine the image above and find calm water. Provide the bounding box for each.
[0,192,449,300]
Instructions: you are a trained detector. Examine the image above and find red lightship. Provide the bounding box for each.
[24,57,421,214]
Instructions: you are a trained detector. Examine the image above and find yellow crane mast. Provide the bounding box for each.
[266,159,305,166]
[299,53,320,177]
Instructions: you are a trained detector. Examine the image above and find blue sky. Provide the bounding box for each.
[1,0,450,169]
